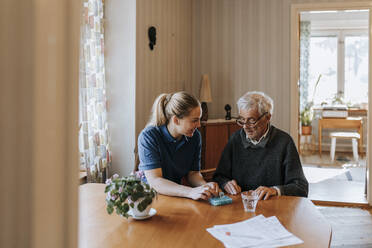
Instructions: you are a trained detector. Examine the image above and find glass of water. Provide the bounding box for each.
[241,190,259,212]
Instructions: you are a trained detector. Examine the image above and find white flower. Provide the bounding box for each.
[106,191,111,201]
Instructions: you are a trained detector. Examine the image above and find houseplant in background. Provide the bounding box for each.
[300,74,322,135]
[300,103,313,135]
[105,174,157,218]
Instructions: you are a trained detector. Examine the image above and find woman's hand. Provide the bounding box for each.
[205,182,220,197]
[187,184,217,200]
[223,180,241,195]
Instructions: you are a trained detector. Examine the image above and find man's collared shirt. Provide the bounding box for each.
[246,124,271,146]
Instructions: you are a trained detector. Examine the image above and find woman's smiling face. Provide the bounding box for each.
[177,106,202,137]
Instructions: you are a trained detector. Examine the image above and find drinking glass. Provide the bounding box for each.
[241,190,258,212]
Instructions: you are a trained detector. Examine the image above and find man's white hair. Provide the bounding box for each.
[237,91,274,115]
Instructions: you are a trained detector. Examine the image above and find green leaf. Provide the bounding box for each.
[123,204,129,213]
[135,184,144,192]
[137,202,145,212]
[116,207,121,215]
[131,192,144,201]
[107,205,114,214]
[104,185,111,193]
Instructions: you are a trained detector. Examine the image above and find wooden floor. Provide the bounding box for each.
[300,151,368,205]
[301,151,366,168]
[318,206,372,247]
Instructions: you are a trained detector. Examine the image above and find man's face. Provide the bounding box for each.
[238,108,271,141]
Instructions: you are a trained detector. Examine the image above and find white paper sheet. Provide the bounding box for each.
[206,215,303,248]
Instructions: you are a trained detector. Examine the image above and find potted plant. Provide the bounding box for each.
[105,174,157,218]
[300,103,313,135]
[300,74,322,135]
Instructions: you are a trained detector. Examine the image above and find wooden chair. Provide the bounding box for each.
[330,132,360,162]
[200,168,216,182]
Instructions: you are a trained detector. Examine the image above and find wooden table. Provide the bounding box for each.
[318,117,363,156]
[79,184,332,248]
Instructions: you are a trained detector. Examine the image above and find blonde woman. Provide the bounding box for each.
[138,92,219,200]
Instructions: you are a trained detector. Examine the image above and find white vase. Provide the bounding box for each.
[128,197,152,217]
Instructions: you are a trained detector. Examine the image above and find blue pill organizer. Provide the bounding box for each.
[209,195,232,206]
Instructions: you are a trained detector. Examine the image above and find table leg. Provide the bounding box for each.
[318,124,322,156]
[358,125,363,155]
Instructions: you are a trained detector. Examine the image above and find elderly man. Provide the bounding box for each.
[213,91,308,200]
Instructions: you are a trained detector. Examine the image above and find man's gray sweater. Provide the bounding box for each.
[213,125,308,197]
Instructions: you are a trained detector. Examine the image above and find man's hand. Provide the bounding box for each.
[223,180,241,195]
[255,186,277,200]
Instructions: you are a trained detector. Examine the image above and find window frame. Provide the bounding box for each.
[310,29,368,103]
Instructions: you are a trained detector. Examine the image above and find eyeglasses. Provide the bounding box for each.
[236,112,268,127]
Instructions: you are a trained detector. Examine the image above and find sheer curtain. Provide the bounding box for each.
[79,0,111,183]
[300,21,311,110]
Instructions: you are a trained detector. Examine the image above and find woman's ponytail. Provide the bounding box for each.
[146,91,200,127]
[147,93,169,127]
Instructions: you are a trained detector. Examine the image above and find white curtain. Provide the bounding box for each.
[79,0,111,183]
[300,21,311,111]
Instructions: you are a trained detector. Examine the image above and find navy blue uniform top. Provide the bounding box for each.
[138,125,201,184]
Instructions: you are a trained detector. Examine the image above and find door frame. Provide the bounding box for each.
[290,1,372,205]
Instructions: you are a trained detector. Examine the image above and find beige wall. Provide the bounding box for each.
[113,0,372,174]
[0,0,80,247]
[191,0,372,132]
[136,0,193,136]
[192,0,290,131]
[105,0,137,177]
[106,0,193,175]
[1,1,33,246]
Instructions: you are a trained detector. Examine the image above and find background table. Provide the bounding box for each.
[79,184,332,248]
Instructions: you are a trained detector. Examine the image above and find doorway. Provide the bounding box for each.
[290,3,372,206]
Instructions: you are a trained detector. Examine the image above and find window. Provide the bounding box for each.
[344,35,369,103]
[308,36,338,105]
[307,30,368,106]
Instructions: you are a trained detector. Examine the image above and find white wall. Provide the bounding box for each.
[105,0,137,177]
